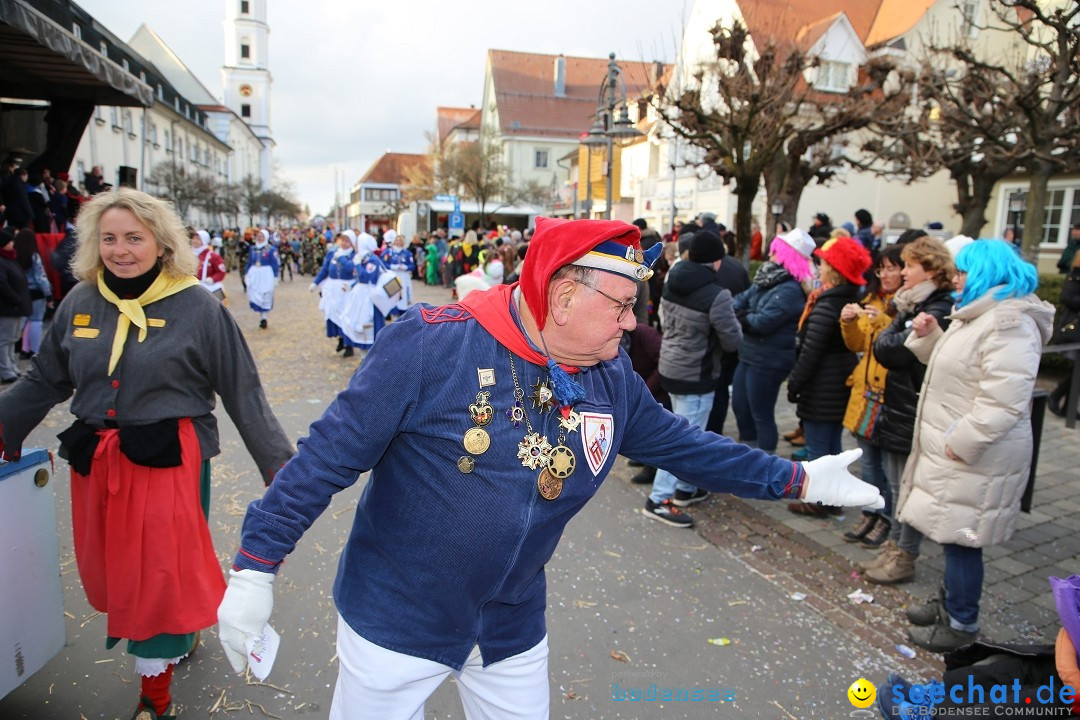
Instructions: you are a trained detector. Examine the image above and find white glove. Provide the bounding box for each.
[217,568,275,674]
[308,282,318,293]
[800,448,885,510]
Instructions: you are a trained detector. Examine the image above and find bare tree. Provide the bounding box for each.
[864,0,1080,256]
[658,20,905,258]
[237,174,264,228]
[145,162,210,220]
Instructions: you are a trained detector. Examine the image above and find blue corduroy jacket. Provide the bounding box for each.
[234,303,805,670]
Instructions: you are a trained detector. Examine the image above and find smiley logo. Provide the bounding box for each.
[847,677,877,708]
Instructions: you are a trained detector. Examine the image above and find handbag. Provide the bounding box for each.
[853,358,884,440]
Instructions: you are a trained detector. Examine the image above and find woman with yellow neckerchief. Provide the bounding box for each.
[0,188,293,720]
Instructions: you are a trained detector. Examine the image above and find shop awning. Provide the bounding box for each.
[0,0,152,106]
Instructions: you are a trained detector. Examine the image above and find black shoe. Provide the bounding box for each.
[336,337,345,353]
[907,618,977,653]
[1,376,19,384]
[259,319,267,329]
[641,499,694,528]
[672,488,709,507]
[18,350,34,360]
[843,512,878,543]
[342,346,355,358]
[906,586,946,626]
[630,466,657,484]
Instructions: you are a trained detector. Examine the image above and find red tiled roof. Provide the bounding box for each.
[360,152,428,185]
[738,0,883,47]
[437,106,481,143]
[488,49,670,139]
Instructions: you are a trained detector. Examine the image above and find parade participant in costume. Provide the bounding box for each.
[245,229,278,328]
[0,188,292,720]
[310,229,360,359]
[382,229,415,315]
[191,229,227,302]
[339,232,390,350]
[217,216,884,719]
[424,238,441,286]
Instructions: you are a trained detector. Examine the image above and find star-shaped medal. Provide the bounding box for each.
[559,410,582,433]
[517,432,553,470]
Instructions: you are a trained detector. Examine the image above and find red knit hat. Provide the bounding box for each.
[814,236,871,285]
[520,216,651,330]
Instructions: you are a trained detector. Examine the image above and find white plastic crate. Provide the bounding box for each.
[0,450,65,700]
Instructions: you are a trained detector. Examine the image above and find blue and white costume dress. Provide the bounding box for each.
[382,231,415,315]
[340,233,390,349]
[245,230,279,315]
[313,230,358,346]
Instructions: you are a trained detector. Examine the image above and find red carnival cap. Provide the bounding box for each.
[519,216,651,330]
[814,236,872,285]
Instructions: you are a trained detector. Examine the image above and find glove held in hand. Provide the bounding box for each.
[217,568,275,674]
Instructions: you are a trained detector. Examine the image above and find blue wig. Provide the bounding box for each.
[954,239,1038,308]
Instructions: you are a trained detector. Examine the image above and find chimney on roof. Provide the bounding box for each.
[554,54,566,97]
[652,60,664,85]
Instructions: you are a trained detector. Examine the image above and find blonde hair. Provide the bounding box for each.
[829,227,851,240]
[72,187,196,282]
[819,261,846,287]
[901,236,954,290]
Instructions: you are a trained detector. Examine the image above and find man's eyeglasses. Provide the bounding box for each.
[579,281,636,322]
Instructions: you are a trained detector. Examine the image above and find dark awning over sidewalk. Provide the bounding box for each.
[0,0,152,106]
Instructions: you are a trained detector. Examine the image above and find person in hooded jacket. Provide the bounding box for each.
[896,239,1055,652]
[731,229,814,455]
[643,230,742,528]
[861,236,956,584]
[785,237,872,517]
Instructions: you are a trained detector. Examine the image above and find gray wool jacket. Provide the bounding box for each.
[658,260,742,395]
[0,281,293,483]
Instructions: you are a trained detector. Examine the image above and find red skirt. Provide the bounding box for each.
[70,418,226,641]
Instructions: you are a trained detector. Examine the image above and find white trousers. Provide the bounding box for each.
[329,614,550,720]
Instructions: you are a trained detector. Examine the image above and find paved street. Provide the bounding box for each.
[1,271,1076,719]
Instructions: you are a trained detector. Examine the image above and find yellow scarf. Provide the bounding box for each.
[96,269,198,374]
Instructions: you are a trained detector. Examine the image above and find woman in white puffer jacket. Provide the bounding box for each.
[897,239,1055,653]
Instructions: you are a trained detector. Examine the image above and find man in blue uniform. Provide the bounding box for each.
[217,217,883,719]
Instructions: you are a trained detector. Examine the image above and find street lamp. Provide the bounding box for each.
[579,53,644,220]
[1007,192,1025,245]
[769,200,784,253]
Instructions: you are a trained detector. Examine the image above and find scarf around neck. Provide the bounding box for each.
[97,269,198,374]
[753,261,792,289]
[892,280,937,315]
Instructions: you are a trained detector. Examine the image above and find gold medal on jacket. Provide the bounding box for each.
[537,468,563,500]
[463,427,490,455]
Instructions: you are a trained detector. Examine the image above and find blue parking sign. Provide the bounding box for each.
[448,212,465,234]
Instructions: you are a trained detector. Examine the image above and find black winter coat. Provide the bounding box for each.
[788,284,861,422]
[0,254,31,317]
[871,286,954,454]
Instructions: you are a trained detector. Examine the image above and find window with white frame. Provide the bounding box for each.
[123,111,132,134]
[110,107,119,128]
[72,23,81,39]
[100,41,108,58]
[164,130,171,151]
[814,60,852,92]
[1000,185,1080,246]
[535,149,549,169]
[241,40,251,60]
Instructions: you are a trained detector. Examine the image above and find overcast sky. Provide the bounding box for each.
[74,0,690,214]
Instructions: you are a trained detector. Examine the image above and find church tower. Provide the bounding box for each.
[222,0,274,189]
